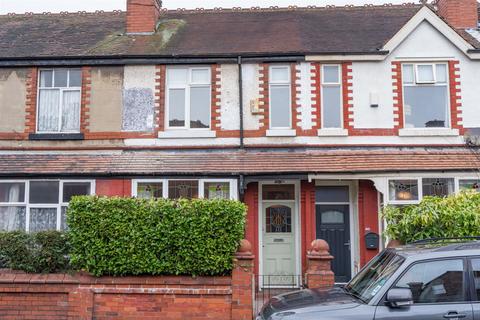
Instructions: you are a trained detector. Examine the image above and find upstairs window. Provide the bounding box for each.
[402,63,449,128]
[269,66,291,129]
[166,67,211,130]
[37,69,82,133]
[321,65,342,128]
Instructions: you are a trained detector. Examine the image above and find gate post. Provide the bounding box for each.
[305,239,335,289]
[232,239,255,320]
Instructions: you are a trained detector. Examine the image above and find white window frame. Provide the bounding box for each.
[165,66,212,131]
[132,179,238,200]
[269,65,292,130]
[401,62,451,129]
[321,64,343,129]
[36,69,82,134]
[414,63,436,84]
[0,179,95,232]
[387,178,422,205]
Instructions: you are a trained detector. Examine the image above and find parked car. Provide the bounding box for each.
[257,238,480,320]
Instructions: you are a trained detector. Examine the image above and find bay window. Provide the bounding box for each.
[269,66,291,129]
[402,63,449,128]
[321,65,342,128]
[0,180,94,232]
[37,69,82,133]
[133,179,236,200]
[166,67,211,130]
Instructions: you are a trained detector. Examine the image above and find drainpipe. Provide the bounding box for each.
[238,56,245,149]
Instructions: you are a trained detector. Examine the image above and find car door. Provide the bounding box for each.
[375,258,473,320]
[468,257,480,320]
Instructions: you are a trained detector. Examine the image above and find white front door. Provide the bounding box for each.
[261,184,297,287]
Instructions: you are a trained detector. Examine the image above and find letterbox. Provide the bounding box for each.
[365,232,379,250]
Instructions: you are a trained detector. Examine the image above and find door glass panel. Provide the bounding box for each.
[266,205,292,233]
[168,180,198,199]
[262,185,295,200]
[395,259,465,303]
[316,186,349,203]
[321,210,344,224]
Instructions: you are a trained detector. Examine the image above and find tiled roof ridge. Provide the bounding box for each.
[0,3,421,18]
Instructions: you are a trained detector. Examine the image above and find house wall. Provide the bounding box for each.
[0,68,28,135]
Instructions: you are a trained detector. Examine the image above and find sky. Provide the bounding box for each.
[0,0,410,13]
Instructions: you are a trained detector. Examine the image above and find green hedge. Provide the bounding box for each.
[0,231,70,273]
[67,196,246,277]
[383,191,480,244]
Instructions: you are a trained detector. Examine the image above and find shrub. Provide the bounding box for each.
[0,231,70,273]
[383,191,480,244]
[67,196,247,277]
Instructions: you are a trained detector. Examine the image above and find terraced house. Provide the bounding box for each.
[0,0,480,286]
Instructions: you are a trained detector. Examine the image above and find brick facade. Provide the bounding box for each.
[391,61,404,133]
[80,66,91,134]
[155,64,166,134]
[258,63,270,134]
[342,62,354,133]
[310,62,322,134]
[24,67,38,136]
[437,0,478,29]
[211,64,222,133]
[448,60,464,134]
[126,0,162,34]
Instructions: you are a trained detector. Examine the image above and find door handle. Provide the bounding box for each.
[443,311,467,319]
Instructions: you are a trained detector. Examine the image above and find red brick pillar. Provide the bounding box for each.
[231,239,254,320]
[305,239,335,289]
[68,287,93,320]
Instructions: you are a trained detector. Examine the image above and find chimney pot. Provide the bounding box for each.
[126,0,162,34]
[436,0,479,29]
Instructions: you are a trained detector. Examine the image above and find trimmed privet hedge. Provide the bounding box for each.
[0,231,70,273]
[383,191,480,244]
[67,196,247,277]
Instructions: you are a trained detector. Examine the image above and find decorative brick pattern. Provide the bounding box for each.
[80,66,91,134]
[448,60,464,134]
[391,61,404,133]
[155,65,166,134]
[291,63,301,134]
[258,63,270,134]
[310,62,321,132]
[24,67,38,135]
[342,62,354,133]
[211,64,222,132]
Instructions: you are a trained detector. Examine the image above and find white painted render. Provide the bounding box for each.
[297,62,314,130]
[220,64,240,130]
[123,65,156,91]
[241,63,261,130]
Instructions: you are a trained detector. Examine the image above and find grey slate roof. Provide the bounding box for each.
[0,5,424,59]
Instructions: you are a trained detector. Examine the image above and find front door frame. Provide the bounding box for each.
[258,180,301,288]
[314,180,357,282]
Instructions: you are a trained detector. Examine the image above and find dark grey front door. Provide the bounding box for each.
[315,186,351,283]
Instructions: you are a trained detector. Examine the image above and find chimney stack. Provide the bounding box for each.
[126,0,162,34]
[436,0,479,29]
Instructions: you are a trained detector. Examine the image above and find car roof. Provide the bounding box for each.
[391,240,480,260]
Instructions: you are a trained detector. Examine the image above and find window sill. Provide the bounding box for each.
[398,128,459,137]
[158,130,217,139]
[266,129,296,137]
[29,133,84,141]
[317,128,348,137]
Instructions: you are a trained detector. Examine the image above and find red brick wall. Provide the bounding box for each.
[437,0,478,29]
[244,182,259,276]
[358,180,380,266]
[96,179,132,197]
[448,60,464,134]
[126,0,162,34]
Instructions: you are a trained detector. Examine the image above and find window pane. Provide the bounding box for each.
[322,86,342,128]
[61,206,68,231]
[436,64,447,83]
[323,65,339,83]
[38,89,60,132]
[404,86,448,128]
[402,64,414,84]
[62,182,91,202]
[316,186,349,203]
[470,259,480,300]
[168,68,188,84]
[54,69,68,87]
[61,90,81,132]
[0,183,25,203]
[0,207,26,231]
[190,86,210,129]
[321,210,344,224]
[30,208,57,232]
[417,64,434,83]
[266,205,292,233]
[204,182,230,199]
[40,70,53,87]
[69,69,82,87]
[168,88,186,127]
[459,179,480,192]
[271,67,289,82]
[29,181,59,204]
[422,178,455,197]
[262,185,295,200]
[388,180,419,201]
[270,85,291,128]
[395,259,465,303]
[168,181,198,199]
[137,182,163,199]
[191,69,210,83]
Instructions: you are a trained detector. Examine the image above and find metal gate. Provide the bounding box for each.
[254,275,304,316]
